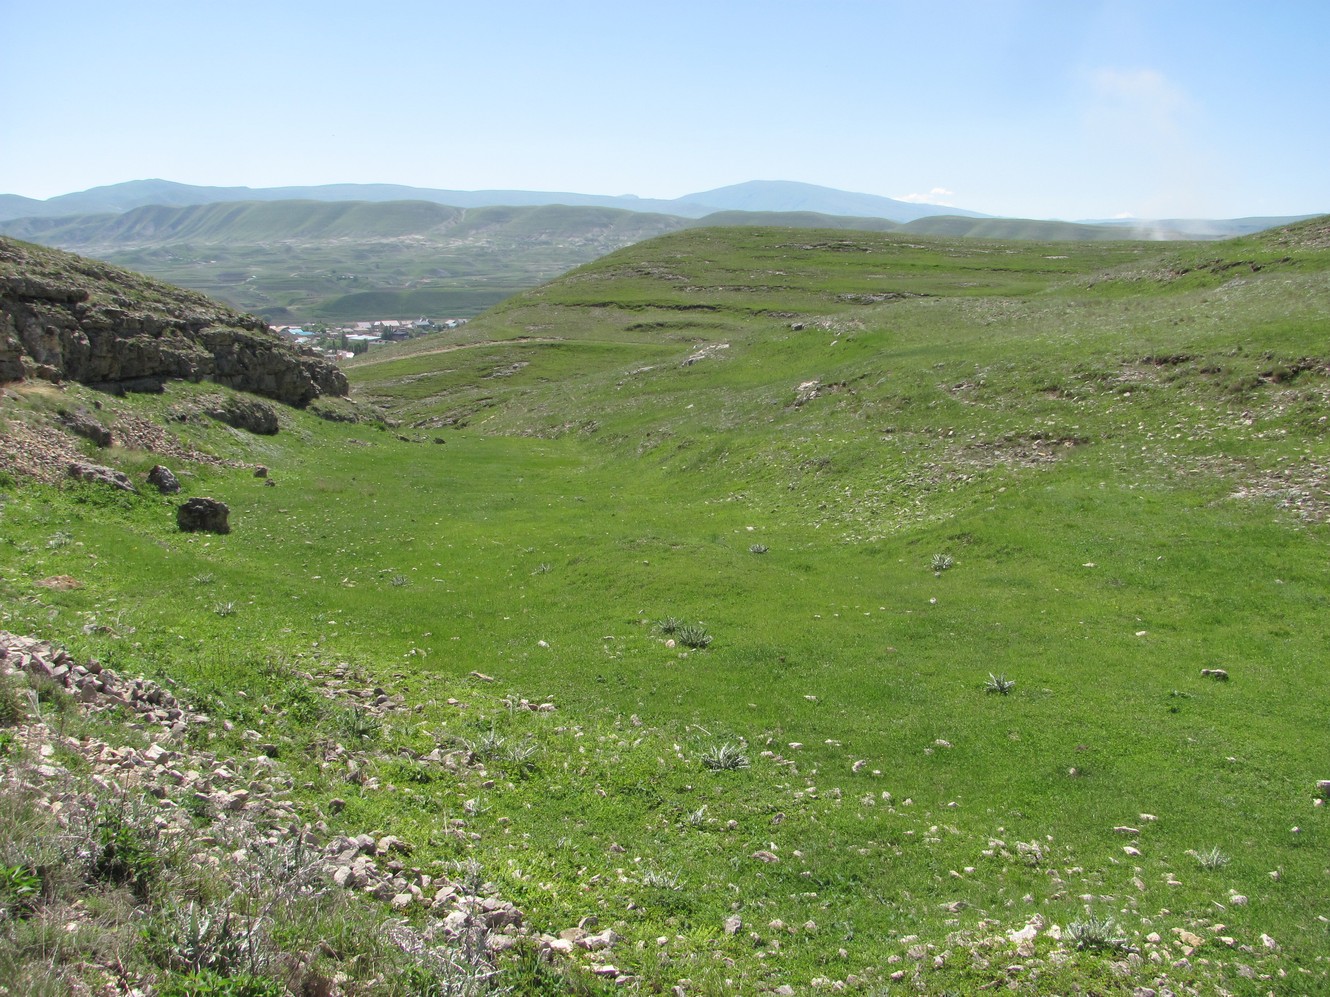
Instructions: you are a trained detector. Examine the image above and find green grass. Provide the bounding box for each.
[3,218,1330,993]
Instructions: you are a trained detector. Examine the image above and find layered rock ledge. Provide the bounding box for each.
[0,236,347,405]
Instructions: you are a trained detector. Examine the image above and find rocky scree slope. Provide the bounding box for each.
[0,236,347,405]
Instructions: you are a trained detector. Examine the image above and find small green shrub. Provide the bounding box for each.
[146,900,266,978]
[462,726,538,772]
[1066,912,1128,951]
[89,805,160,900]
[701,742,749,771]
[1193,846,1230,870]
[156,970,285,997]
[0,673,28,727]
[0,863,42,920]
[640,867,682,889]
[332,705,381,743]
[30,674,75,718]
[676,624,713,649]
[653,616,683,636]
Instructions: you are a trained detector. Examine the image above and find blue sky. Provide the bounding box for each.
[3,0,1326,219]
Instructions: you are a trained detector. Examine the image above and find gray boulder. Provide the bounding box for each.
[147,465,181,494]
[177,497,230,534]
[67,461,135,491]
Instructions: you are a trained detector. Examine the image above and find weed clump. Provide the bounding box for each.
[0,673,29,727]
[984,672,1016,695]
[1067,912,1129,951]
[675,624,713,649]
[701,742,750,771]
[1192,846,1230,870]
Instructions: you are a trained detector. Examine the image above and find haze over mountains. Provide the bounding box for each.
[0,178,1317,325]
[1,178,1314,236]
[0,179,983,225]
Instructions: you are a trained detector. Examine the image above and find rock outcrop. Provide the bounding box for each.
[0,237,347,406]
[201,393,280,434]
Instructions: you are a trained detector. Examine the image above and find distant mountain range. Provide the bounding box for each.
[1,178,1316,240]
[0,179,984,225]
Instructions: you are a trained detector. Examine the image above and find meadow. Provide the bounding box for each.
[2,219,1329,993]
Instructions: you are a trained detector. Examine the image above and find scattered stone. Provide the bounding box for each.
[1174,928,1205,950]
[1200,668,1229,681]
[578,928,619,952]
[254,465,269,478]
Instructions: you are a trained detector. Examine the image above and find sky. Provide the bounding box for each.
[3,0,1327,220]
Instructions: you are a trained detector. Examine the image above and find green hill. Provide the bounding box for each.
[3,218,1330,994]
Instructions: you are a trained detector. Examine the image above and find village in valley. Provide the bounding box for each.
[273,316,468,361]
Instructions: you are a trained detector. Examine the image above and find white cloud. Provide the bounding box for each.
[896,187,956,206]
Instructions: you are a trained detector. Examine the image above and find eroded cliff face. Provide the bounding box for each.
[0,237,347,405]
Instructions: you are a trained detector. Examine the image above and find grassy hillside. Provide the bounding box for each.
[3,218,1330,994]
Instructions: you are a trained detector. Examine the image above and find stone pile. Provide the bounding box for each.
[1,630,208,734]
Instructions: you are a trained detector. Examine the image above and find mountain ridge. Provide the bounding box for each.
[0,178,993,225]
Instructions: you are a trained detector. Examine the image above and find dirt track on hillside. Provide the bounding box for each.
[345,336,563,368]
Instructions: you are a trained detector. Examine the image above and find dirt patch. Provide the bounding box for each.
[35,575,83,590]
[956,433,1091,473]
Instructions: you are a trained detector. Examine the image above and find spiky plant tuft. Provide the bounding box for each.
[701,742,750,771]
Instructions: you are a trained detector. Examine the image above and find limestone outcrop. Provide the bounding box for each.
[0,236,347,405]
